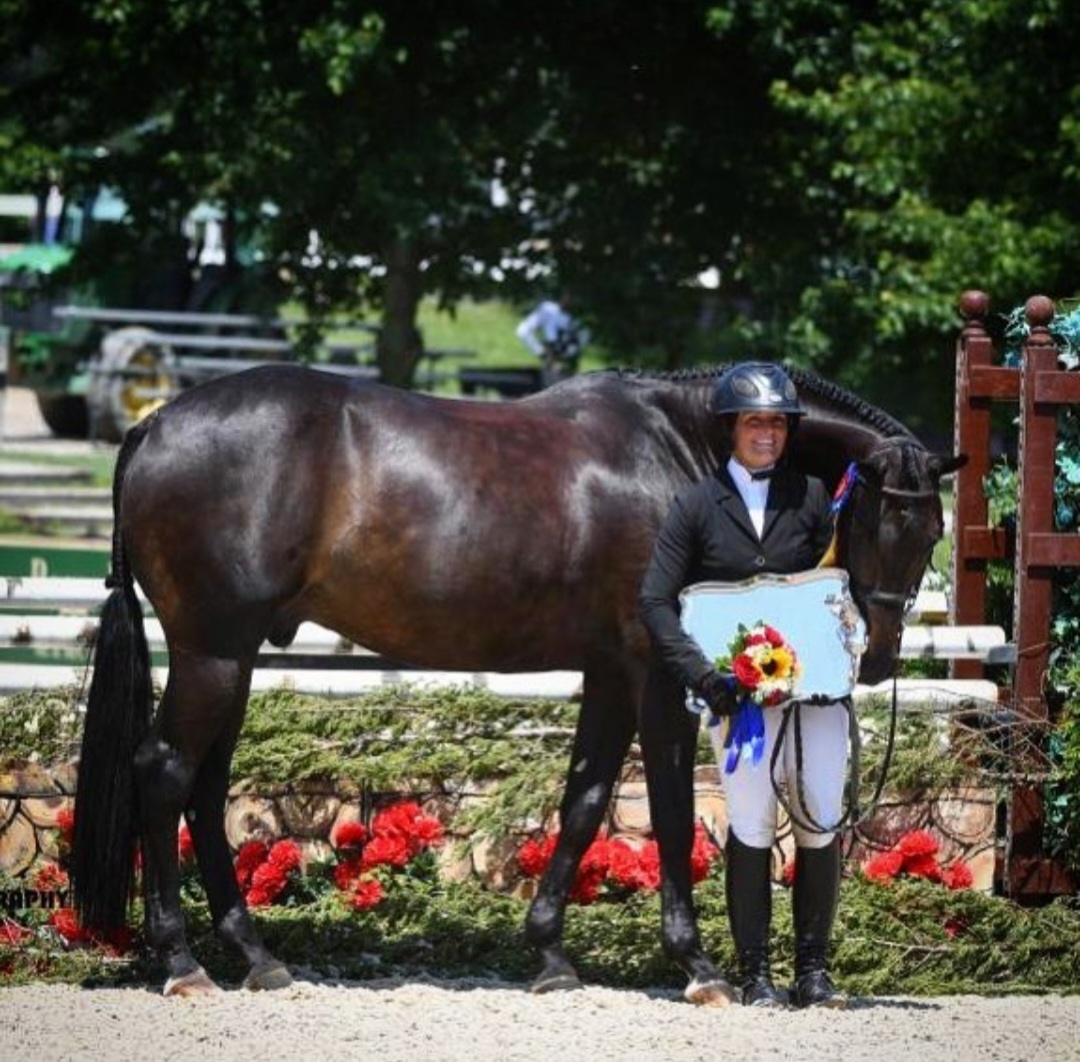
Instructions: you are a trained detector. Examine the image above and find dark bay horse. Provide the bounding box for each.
[71,362,964,999]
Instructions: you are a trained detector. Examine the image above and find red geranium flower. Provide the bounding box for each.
[32,862,69,892]
[348,878,385,910]
[334,857,363,891]
[635,842,662,891]
[362,833,411,870]
[689,824,719,884]
[941,860,974,891]
[897,830,939,859]
[333,820,369,850]
[904,853,943,882]
[863,850,905,883]
[0,921,32,947]
[517,834,558,878]
[55,807,75,844]
[234,840,269,889]
[48,908,87,945]
[267,840,302,873]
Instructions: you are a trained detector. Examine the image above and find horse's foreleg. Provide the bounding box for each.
[639,667,736,1006]
[525,666,637,993]
[186,713,291,991]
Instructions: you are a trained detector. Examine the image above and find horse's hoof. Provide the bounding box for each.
[530,964,583,994]
[163,966,222,998]
[243,961,293,991]
[684,976,738,1007]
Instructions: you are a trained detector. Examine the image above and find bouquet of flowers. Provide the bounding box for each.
[711,621,801,773]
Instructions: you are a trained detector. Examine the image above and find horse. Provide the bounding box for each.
[70,361,964,999]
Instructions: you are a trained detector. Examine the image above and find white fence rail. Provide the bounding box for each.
[0,577,1008,705]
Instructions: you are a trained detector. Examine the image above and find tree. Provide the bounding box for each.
[744,0,1080,434]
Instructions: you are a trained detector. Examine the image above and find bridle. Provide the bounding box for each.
[840,457,944,619]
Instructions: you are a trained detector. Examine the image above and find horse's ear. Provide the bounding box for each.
[930,452,968,478]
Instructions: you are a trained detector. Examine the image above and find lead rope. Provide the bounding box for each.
[768,685,897,836]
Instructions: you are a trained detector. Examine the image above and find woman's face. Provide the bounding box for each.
[732,412,789,470]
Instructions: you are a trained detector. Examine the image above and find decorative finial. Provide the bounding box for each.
[958,290,990,323]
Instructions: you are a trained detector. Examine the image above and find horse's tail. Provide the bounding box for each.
[71,419,155,932]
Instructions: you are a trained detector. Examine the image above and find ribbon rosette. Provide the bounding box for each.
[712,621,801,772]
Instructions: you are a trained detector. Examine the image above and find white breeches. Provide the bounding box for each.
[719,700,850,849]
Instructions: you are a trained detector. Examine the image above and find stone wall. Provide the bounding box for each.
[0,759,997,892]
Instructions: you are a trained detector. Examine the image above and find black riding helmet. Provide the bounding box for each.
[710,362,805,455]
[710,361,805,416]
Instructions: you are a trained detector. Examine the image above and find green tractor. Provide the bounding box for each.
[0,189,284,440]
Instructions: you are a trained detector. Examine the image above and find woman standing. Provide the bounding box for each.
[639,361,849,1009]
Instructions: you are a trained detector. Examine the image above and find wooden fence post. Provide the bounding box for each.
[950,290,1017,680]
[1007,295,1080,898]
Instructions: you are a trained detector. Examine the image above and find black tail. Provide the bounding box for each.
[71,423,155,932]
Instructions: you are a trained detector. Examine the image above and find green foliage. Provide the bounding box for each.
[0,688,83,767]
[6,864,1077,994]
[231,685,580,842]
[855,702,970,799]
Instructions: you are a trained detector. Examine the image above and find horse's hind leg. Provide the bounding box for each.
[185,703,291,991]
[525,662,638,993]
[136,649,286,994]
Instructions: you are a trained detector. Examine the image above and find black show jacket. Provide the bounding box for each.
[639,465,834,692]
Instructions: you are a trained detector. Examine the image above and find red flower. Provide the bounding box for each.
[362,833,411,870]
[48,908,87,945]
[245,885,275,907]
[348,878,385,910]
[371,801,444,856]
[267,840,302,873]
[733,654,763,689]
[863,850,905,883]
[32,862,69,892]
[55,807,75,843]
[607,839,650,890]
[177,824,195,863]
[517,834,558,878]
[689,824,719,884]
[251,861,288,891]
[0,921,32,947]
[332,820,369,850]
[569,870,603,905]
[234,840,269,889]
[904,853,943,882]
[635,842,662,891]
[763,625,785,647]
[940,860,974,891]
[897,830,939,859]
[780,859,796,887]
[334,857,363,891]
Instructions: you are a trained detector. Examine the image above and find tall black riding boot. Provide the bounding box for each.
[725,833,785,1008]
[791,837,848,1009]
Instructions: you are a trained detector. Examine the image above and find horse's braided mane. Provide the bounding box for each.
[608,362,914,441]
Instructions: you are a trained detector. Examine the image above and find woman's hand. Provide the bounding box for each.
[697,670,738,716]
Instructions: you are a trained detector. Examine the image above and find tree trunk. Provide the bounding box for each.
[376,236,424,389]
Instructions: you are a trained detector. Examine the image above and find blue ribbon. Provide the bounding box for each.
[723,697,766,773]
